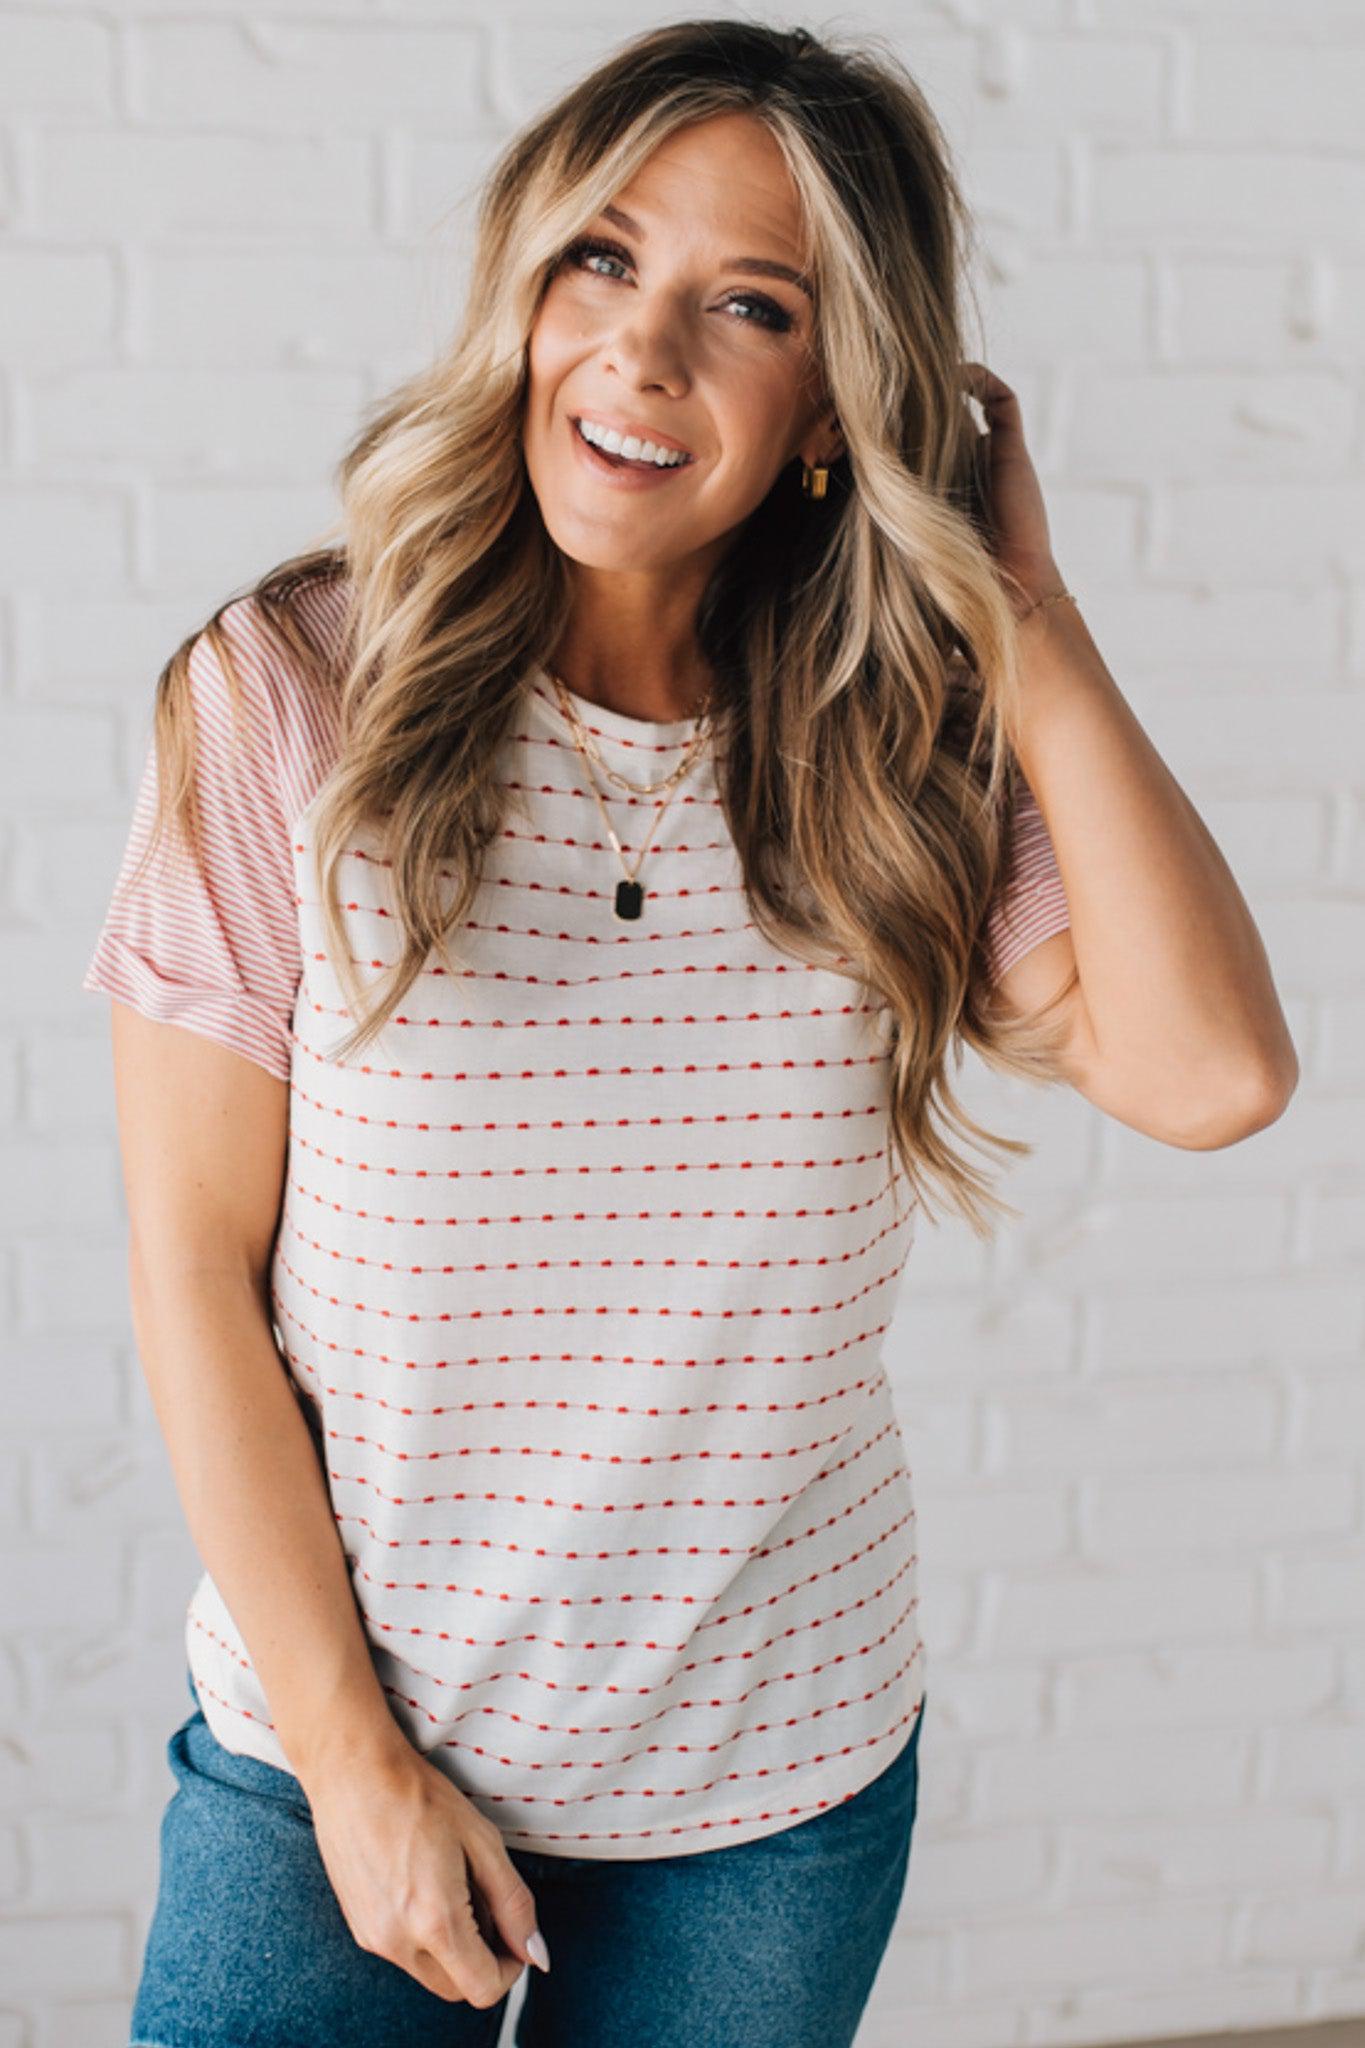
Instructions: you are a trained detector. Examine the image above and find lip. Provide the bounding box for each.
[568,412,696,488]
[572,410,695,460]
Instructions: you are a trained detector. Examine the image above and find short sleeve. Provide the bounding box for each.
[982,771,1071,986]
[81,612,302,1082]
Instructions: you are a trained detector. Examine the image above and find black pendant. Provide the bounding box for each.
[614,878,644,920]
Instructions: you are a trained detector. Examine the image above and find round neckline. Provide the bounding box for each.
[529,666,713,751]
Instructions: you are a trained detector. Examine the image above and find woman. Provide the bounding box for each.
[84,20,1298,2048]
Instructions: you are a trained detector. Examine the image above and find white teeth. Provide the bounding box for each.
[576,417,689,468]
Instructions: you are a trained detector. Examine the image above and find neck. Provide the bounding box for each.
[554,565,717,722]
[551,667,714,724]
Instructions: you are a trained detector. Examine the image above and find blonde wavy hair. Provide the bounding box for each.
[127,17,1078,1238]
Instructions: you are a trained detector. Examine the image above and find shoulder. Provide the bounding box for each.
[192,571,350,825]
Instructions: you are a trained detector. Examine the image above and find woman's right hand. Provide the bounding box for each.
[301,1743,550,2007]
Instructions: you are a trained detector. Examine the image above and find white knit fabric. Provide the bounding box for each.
[84,574,1071,1857]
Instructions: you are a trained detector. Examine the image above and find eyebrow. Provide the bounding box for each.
[598,203,814,302]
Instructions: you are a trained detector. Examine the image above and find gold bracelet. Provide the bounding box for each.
[1016,587,1078,625]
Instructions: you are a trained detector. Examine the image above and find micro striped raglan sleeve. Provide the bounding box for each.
[80,607,302,1083]
[982,769,1072,986]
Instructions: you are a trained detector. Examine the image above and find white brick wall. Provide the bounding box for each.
[7,2,1361,2044]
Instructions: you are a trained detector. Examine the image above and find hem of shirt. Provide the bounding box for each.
[193,1677,924,1863]
[496,1705,925,1862]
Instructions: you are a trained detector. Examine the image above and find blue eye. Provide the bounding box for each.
[559,237,795,335]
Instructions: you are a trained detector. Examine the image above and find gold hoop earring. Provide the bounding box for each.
[801,460,829,500]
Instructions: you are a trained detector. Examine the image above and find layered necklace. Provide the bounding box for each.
[545,669,715,922]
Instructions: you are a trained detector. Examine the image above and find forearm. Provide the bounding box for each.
[129,1256,414,1792]
[1009,596,1299,1112]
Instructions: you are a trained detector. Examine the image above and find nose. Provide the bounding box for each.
[598,300,690,394]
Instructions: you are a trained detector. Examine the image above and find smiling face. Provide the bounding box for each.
[522,111,843,586]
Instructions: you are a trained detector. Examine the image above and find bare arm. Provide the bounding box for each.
[958,362,1298,1146]
[109,999,409,1789]
[1008,602,1298,1148]
[110,1001,549,2001]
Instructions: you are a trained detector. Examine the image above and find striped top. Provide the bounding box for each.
[82,574,1071,1858]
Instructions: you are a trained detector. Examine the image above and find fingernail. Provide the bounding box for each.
[527,1929,551,1974]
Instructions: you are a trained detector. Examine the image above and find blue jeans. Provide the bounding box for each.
[130,1666,924,2047]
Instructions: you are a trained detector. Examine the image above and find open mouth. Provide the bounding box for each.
[570,415,696,476]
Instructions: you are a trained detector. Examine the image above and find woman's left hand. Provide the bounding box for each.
[959,361,1066,618]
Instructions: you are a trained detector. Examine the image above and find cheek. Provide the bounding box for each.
[523,333,575,448]
[526,307,608,428]
[525,313,563,390]
[708,382,798,472]
[532,284,605,357]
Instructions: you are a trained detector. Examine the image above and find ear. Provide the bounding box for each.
[802,415,845,470]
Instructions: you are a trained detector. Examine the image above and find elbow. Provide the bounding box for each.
[1170,1047,1300,1152]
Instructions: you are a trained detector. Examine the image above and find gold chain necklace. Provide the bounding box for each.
[546,669,714,921]
[546,669,714,793]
